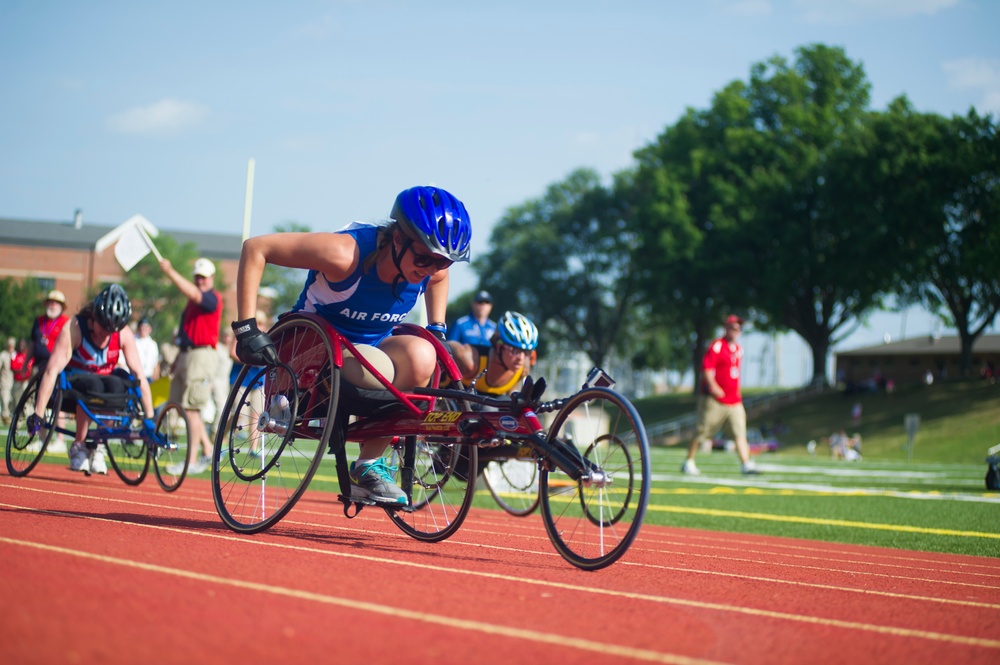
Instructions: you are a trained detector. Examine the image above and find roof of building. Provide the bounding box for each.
[0,216,243,260]
[836,333,1000,357]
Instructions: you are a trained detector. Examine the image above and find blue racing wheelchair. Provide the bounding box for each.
[5,370,192,491]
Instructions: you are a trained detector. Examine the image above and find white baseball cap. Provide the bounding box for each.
[192,258,216,277]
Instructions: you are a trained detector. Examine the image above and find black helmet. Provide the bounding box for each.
[93,284,132,332]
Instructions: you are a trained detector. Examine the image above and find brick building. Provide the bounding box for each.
[0,213,243,323]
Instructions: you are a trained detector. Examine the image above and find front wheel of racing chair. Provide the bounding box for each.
[212,314,339,534]
[5,373,63,477]
[538,387,651,571]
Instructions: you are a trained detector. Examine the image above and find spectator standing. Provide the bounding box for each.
[681,314,760,476]
[448,290,496,358]
[210,327,235,436]
[0,337,15,424]
[27,290,70,453]
[11,339,31,412]
[160,257,222,475]
[133,318,161,384]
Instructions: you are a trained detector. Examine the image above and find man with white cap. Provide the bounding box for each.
[159,256,222,474]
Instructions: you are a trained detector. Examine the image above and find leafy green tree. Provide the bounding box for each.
[261,221,311,315]
[889,109,1000,375]
[475,168,640,368]
[0,277,47,345]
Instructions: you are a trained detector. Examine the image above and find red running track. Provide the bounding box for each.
[2,464,998,665]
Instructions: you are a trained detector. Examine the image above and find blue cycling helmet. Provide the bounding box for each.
[93,283,132,333]
[390,186,472,262]
[495,311,539,351]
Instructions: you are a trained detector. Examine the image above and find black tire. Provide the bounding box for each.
[538,387,650,571]
[213,316,337,534]
[152,402,191,492]
[5,374,62,477]
[104,398,150,486]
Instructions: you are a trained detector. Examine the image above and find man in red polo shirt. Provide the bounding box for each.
[681,314,760,476]
[160,257,222,475]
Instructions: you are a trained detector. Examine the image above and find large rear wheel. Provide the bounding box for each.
[105,401,150,486]
[385,437,477,543]
[152,402,191,492]
[5,374,61,477]
[212,315,338,534]
[538,387,650,570]
[482,451,540,517]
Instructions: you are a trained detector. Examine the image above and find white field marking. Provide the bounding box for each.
[630,533,1000,580]
[651,474,1000,504]
[650,528,1000,568]
[0,535,726,665]
[3,501,1000,650]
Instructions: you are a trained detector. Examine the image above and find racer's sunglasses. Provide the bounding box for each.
[407,242,453,271]
[502,345,528,356]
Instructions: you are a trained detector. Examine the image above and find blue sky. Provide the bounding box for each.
[2,0,998,385]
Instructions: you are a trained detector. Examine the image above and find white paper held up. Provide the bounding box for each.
[114,223,151,272]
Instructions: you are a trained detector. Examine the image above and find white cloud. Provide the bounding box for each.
[793,0,959,24]
[106,98,209,137]
[943,57,1000,114]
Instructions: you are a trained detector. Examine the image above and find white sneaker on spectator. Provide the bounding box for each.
[680,459,701,475]
[68,442,90,473]
[89,446,108,475]
[187,454,211,474]
[47,437,67,455]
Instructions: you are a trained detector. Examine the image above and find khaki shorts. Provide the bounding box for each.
[693,395,747,442]
[169,347,218,410]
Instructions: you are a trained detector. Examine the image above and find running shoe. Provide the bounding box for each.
[89,446,108,475]
[69,442,90,473]
[350,458,407,505]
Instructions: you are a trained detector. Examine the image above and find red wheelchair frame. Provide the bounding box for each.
[211,312,650,570]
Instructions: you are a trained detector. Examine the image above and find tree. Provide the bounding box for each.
[0,277,46,345]
[261,221,311,315]
[891,109,1000,375]
[475,168,640,368]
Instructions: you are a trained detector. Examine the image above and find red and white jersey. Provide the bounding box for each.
[701,336,742,405]
[66,315,121,376]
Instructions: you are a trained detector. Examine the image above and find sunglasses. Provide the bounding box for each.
[502,345,528,356]
[407,244,453,271]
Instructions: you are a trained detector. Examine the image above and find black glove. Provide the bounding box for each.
[232,318,279,366]
[27,413,43,437]
[426,322,447,343]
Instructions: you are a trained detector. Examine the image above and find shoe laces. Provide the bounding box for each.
[359,458,398,482]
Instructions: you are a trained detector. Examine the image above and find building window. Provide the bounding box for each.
[35,277,55,292]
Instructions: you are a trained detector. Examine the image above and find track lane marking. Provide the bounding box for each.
[2,503,999,650]
[0,534,724,665]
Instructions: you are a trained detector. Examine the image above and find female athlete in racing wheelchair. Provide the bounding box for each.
[6,284,190,490]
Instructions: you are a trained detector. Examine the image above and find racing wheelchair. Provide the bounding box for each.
[212,313,650,570]
[5,370,192,492]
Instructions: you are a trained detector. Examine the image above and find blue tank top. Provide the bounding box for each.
[292,224,427,345]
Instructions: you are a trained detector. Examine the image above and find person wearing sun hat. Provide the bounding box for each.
[681,313,761,476]
[25,289,72,452]
[159,256,222,475]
